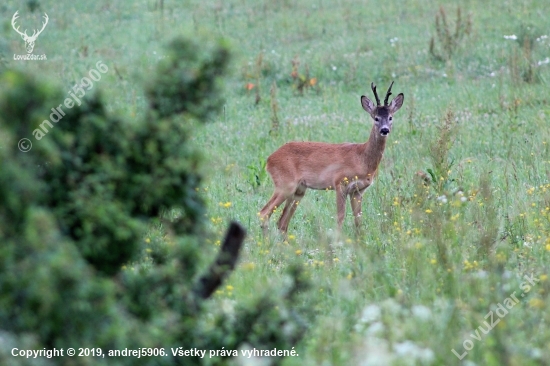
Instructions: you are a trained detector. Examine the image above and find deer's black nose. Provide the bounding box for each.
[380,127,390,136]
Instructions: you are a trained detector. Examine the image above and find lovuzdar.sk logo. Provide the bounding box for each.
[11,10,48,61]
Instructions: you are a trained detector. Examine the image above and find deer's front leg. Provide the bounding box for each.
[350,191,364,232]
[335,183,347,229]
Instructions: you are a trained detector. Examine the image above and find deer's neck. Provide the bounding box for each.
[361,126,387,174]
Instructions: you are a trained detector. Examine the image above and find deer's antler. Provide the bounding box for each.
[371,82,381,106]
[384,81,394,106]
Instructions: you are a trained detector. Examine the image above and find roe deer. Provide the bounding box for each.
[259,82,404,235]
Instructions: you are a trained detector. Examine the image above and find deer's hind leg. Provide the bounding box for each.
[277,185,306,234]
[259,191,288,236]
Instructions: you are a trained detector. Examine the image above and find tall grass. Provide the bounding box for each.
[2,0,549,364]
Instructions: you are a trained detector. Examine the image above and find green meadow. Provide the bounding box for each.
[2,0,550,364]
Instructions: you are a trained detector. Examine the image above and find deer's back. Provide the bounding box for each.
[266,142,365,187]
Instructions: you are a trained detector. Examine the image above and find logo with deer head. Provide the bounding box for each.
[11,11,49,54]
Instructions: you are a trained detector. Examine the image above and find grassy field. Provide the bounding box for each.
[2,0,550,364]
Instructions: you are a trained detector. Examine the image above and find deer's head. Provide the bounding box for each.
[11,11,49,54]
[361,81,404,137]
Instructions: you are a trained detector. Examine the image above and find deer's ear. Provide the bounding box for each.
[361,96,376,117]
[390,93,404,114]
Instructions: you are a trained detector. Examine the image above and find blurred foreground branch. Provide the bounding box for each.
[193,222,246,299]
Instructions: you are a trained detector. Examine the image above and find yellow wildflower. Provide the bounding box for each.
[529,298,544,309]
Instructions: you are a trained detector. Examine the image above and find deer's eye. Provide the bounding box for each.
[389,116,393,121]
[375,117,379,122]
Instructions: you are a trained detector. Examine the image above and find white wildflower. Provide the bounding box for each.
[411,305,432,321]
[358,337,393,366]
[394,340,435,364]
[381,298,402,316]
[365,321,385,336]
[475,270,488,279]
[360,304,381,324]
